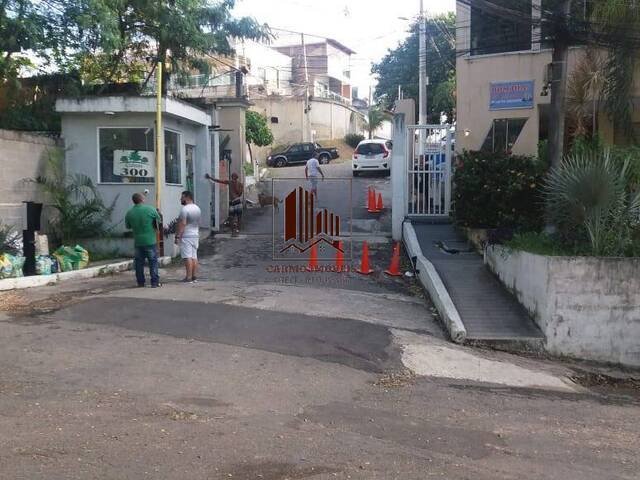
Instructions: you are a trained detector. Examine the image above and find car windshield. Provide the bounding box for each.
[356,143,385,155]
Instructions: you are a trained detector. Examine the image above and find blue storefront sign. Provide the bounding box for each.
[490,81,534,110]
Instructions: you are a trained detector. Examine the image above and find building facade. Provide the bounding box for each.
[274,39,354,104]
[456,0,640,156]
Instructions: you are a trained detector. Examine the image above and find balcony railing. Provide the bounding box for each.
[314,88,351,105]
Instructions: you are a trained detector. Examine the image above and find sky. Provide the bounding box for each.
[233,0,456,97]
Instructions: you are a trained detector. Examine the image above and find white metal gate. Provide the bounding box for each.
[406,124,452,217]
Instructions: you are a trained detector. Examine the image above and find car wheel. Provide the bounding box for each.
[275,157,286,168]
[319,154,330,165]
[352,171,359,177]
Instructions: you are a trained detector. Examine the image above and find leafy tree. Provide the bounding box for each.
[590,1,640,140]
[246,110,273,165]
[62,0,270,92]
[372,13,455,123]
[1,0,46,84]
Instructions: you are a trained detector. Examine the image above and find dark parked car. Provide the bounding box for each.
[266,142,339,167]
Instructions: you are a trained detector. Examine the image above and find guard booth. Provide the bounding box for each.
[56,96,215,234]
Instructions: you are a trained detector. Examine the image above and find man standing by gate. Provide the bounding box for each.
[206,173,244,236]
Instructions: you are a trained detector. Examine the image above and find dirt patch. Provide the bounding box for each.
[0,291,82,317]
[570,371,640,390]
[373,370,417,389]
[0,283,126,319]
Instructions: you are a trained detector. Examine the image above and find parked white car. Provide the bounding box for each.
[352,139,393,176]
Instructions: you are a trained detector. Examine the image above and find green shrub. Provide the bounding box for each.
[345,133,365,149]
[30,150,117,246]
[544,151,640,256]
[505,232,587,256]
[453,150,547,231]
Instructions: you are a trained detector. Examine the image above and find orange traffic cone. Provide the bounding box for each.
[367,187,380,213]
[308,242,318,271]
[384,242,402,276]
[356,241,374,275]
[335,241,344,272]
[376,192,384,211]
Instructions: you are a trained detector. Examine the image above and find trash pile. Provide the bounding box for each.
[51,245,90,273]
[0,254,26,279]
[0,244,90,279]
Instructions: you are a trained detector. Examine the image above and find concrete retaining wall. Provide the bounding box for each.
[485,246,640,367]
[0,129,63,228]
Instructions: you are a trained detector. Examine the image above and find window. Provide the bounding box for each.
[302,144,313,153]
[271,116,279,124]
[356,143,386,155]
[165,130,181,184]
[481,118,528,153]
[470,0,532,56]
[99,128,154,183]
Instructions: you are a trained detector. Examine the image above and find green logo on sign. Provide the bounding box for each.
[120,151,149,164]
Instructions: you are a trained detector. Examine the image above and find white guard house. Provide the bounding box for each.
[55,96,215,237]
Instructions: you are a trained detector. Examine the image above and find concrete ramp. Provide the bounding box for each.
[411,222,543,342]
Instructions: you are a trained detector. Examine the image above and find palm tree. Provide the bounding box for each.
[567,48,606,139]
[30,150,117,245]
[364,107,390,139]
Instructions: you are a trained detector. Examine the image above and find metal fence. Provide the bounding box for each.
[405,124,452,217]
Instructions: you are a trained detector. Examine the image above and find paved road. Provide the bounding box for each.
[0,161,639,479]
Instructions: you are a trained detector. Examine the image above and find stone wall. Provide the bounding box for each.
[0,129,63,229]
[485,246,640,368]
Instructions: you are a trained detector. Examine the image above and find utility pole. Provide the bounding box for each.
[548,0,571,168]
[301,33,311,142]
[155,60,164,256]
[418,0,428,126]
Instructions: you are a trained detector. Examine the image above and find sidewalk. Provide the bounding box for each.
[0,256,174,292]
[407,221,543,342]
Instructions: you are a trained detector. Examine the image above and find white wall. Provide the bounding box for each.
[486,246,640,368]
[309,98,362,140]
[251,97,364,152]
[0,130,62,229]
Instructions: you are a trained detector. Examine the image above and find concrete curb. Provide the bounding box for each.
[0,256,173,292]
[403,222,467,344]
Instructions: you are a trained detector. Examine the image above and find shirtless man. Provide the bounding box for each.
[206,172,244,236]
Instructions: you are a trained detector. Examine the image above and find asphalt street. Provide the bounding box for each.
[0,161,639,479]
